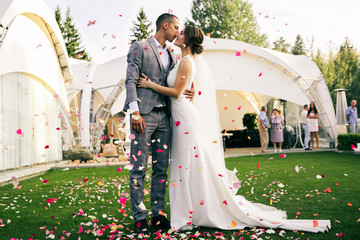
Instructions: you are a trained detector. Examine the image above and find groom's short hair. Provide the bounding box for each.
[156,13,179,32]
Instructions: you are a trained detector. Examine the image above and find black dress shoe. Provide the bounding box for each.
[152,214,171,230]
[305,148,312,150]
[134,219,150,235]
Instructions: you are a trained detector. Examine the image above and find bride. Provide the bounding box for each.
[137,25,331,233]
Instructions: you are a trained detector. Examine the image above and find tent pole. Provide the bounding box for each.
[292,105,304,149]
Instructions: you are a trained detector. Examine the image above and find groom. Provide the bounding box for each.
[124,13,193,235]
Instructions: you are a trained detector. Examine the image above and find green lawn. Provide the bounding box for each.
[0,152,359,239]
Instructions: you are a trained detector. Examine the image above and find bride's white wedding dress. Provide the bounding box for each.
[168,55,330,232]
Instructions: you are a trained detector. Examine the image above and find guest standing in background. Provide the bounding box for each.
[270,109,284,152]
[307,102,319,150]
[300,104,311,150]
[346,100,358,133]
[257,106,269,153]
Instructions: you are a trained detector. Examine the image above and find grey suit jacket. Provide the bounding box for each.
[123,37,177,115]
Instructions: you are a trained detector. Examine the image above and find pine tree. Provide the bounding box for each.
[55,6,64,34]
[55,6,91,61]
[272,36,290,53]
[129,8,153,43]
[185,0,268,47]
[291,34,306,55]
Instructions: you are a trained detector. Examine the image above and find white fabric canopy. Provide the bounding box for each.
[71,56,127,146]
[0,0,74,170]
[202,38,336,143]
[72,38,336,146]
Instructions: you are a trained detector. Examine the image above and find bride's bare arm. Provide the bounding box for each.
[137,58,191,98]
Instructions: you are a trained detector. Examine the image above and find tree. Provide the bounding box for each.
[318,38,360,108]
[272,36,290,53]
[185,0,268,47]
[333,38,360,106]
[323,50,337,105]
[55,6,64,34]
[291,34,306,55]
[55,6,91,61]
[130,8,153,43]
[312,38,360,117]
[312,49,326,75]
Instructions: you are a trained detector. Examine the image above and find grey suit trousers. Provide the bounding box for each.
[129,108,171,221]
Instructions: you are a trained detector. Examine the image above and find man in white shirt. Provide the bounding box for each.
[300,104,311,150]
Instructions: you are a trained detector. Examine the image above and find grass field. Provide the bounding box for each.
[0,151,359,239]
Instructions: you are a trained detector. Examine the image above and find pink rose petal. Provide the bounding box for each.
[233,181,242,188]
[46,198,58,204]
[119,197,127,208]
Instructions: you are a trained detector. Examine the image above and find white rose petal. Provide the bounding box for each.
[138,201,147,211]
[124,165,133,171]
[47,234,55,239]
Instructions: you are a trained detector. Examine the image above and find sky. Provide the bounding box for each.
[44,0,360,63]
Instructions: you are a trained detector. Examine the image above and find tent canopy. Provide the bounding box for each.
[71,38,336,146]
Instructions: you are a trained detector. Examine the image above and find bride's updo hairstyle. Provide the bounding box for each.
[184,25,204,55]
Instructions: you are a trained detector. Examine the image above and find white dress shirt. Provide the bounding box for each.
[129,36,170,112]
[300,110,308,124]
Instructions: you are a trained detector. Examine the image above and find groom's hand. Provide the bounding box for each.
[184,82,195,102]
[131,112,146,134]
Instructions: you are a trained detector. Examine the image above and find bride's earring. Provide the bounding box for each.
[182,44,186,49]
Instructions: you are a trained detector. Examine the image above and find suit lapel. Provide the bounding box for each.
[148,38,164,72]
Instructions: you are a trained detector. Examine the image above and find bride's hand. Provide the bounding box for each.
[137,73,153,88]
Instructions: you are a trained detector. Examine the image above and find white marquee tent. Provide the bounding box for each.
[70,57,127,149]
[73,38,336,149]
[202,38,336,147]
[0,0,75,171]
